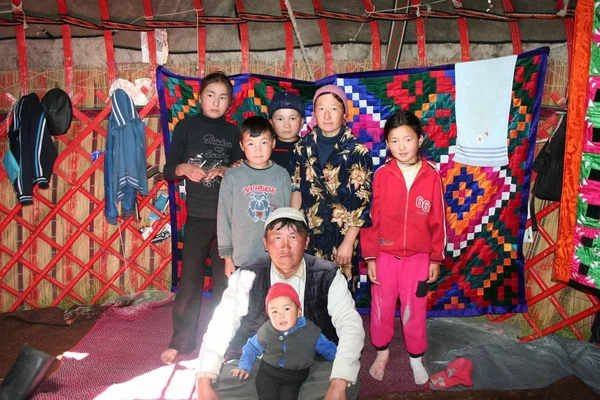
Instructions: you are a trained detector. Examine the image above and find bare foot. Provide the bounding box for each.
[409,356,429,385]
[161,348,179,365]
[369,349,389,381]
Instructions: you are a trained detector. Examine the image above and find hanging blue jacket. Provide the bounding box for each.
[104,89,148,224]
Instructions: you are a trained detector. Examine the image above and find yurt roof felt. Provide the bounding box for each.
[0,0,574,55]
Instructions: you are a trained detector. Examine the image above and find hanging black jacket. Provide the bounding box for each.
[7,93,58,204]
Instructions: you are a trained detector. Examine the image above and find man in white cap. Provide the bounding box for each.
[196,207,364,400]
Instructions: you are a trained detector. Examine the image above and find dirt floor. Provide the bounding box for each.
[0,307,97,384]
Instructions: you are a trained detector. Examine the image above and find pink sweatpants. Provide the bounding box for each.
[370,251,429,355]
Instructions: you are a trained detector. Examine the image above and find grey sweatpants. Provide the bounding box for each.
[212,359,360,400]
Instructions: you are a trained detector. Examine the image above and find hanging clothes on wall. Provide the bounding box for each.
[4,93,58,205]
[104,88,149,224]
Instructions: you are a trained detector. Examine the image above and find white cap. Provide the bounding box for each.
[264,207,307,231]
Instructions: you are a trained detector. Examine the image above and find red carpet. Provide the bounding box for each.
[32,301,425,399]
[359,314,429,397]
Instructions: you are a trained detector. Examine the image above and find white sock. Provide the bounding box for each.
[410,356,429,385]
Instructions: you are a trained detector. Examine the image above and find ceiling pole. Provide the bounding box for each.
[193,0,206,78]
[361,0,381,70]
[98,0,117,85]
[501,0,522,54]
[12,1,28,95]
[279,0,295,78]
[142,0,158,86]
[284,0,314,81]
[15,25,28,96]
[384,0,410,70]
[234,0,250,73]
[452,2,471,62]
[311,0,334,77]
[413,0,427,66]
[57,0,73,96]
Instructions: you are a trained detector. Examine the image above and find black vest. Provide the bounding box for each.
[225,254,339,360]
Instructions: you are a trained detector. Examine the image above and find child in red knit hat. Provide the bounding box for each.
[232,282,337,399]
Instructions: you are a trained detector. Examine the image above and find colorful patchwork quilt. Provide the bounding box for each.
[157,46,548,316]
[556,0,600,294]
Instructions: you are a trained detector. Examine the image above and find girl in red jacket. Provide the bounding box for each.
[361,110,446,385]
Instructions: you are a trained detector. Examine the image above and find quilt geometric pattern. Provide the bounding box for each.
[569,3,600,292]
[156,47,548,316]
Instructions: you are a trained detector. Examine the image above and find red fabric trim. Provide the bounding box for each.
[194,0,206,77]
[58,1,72,96]
[555,0,594,283]
[457,17,470,62]
[235,0,250,73]
[143,0,157,86]
[62,24,73,97]
[312,0,334,76]
[414,0,427,66]
[362,0,381,70]
[501,0,522,54]
[280,0,294,78]
[98,0,116,84]
[284,21,294,78]
[16,23,28,95]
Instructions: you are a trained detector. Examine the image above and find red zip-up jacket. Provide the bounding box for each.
[361,158,446,263]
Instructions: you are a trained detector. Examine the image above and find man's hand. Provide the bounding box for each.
[196,377,219,400]
[324,379,347,400]
[229,159,244,169]
[177,163,207,182]
[224,258,236,278]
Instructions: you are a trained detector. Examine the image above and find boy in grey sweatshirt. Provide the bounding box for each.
[217,116,291,276]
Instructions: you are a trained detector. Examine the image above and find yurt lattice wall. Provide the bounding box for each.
[0,0,598,341]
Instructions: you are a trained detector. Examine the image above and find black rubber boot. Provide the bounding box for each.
[591,310,600,344]
[0,345,54,400]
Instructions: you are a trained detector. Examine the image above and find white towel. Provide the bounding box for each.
[454,55,517,167]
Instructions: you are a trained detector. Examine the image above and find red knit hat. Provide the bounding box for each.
[265,283,301,314]
[430,358,473,389]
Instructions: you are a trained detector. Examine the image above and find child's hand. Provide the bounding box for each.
[205,165,228,181]
[427,263,440,283]
[224,258,236,278]
[231,368,249,380]
[179,163,207,182]
[367,261,380,285]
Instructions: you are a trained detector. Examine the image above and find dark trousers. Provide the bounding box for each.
[256,360,310,400]
[169,216,226,353]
